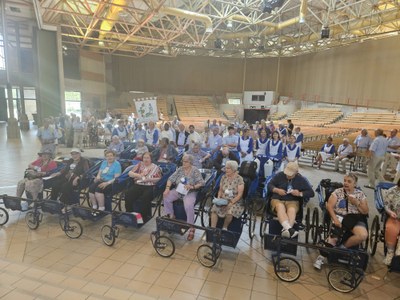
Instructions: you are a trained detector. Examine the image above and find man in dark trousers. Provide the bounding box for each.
[287,119,294,135]
[175,123,189,151]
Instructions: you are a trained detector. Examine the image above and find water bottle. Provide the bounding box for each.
[21,201,29,211]
[287,182,293,194]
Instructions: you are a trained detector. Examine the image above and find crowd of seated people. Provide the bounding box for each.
[19,110,400,272]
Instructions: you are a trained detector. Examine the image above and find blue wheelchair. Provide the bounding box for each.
[369,181,396,256]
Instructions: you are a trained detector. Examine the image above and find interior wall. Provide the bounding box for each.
[112,55,281,96]
[36,29,61,122]
[110,35,400,111]
[64,50,107,112]
[278,35,400,111]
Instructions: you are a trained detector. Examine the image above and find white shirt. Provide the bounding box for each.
[188,131,202,149]
[337,144,353,157]
[160,130,174,142]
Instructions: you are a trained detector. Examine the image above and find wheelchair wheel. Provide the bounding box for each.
[150,231,158,246]
[25,211,40,230]
[151,194,162,217]
[197,244,217,267]
[328,268,355,293]
[64,220,83,239]
[201,199,212,228]
[305,207,310,244]
[248,207,257,240]
[154,236,175,258]
[0,207,9,225]
[101,225,116,247]
[274,257,301,282]
[369,215,380,256]
[311,208,319,244]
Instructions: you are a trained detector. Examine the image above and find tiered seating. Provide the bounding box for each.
[300,126,350,143]
[156,96,169,121]
[174,95,225,130]
[326,112,400,131]
[302,131,360,153]
[112,107,136,118]
[270,112,287,121]
[224,110,237,121]
[287,108,343,127]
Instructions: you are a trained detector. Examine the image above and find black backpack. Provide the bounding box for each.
[390,256,400,272]
[239,161,258,180]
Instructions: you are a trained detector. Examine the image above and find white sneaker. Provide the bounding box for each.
[383,251,394,266]
[313,255,325,270]
[281,229,290,238]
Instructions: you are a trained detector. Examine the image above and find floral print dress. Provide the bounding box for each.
[212,174,245,218]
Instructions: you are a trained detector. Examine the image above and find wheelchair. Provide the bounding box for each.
[310,179,344,244]
[260,174,312,251]
[313,178,369,251]
[369,181,396,256]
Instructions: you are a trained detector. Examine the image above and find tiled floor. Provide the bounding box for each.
[0,122,399,299]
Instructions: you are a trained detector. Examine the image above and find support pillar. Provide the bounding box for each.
[1,0,20,139]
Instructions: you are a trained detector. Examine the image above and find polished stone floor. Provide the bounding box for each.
[0,122,398,300]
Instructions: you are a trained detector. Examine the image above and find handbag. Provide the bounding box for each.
[212,198,229,206]
[342,214,367,231]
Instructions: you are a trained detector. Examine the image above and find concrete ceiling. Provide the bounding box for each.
[5,0,400,58]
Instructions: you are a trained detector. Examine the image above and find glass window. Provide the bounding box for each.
[65,91,82,118]
[228,98,241,105]
[0,33,5,70]
[24,87,36,99]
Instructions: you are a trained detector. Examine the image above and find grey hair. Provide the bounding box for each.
[225,160,239,172]
[182,154,194,164]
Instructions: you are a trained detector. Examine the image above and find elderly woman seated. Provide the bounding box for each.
[89,150,121,211]
[210,160,245,230]
[16,149,58,200]
[134,139,149,160]
[163,154,205,240]
[383,178,400,265]
[186,143,211,169]
[107,135,124,157]
[125,152,162,222]
[314,173,369,269]
[152,137,178,163]
[314,136,336,169]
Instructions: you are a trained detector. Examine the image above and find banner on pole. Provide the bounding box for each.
[133,97,158,123]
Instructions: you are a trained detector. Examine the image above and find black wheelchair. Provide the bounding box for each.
[259,174,312,248]
[313,178,368,251]
[268,235,368,293]
[369,181,400,270]
[0,195,83,238]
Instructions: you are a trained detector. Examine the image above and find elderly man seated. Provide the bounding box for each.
[186,143,211,169]
[213,146,240,174]
[334,138,354,173]
[267,162,314,238]
[107,135,124,157]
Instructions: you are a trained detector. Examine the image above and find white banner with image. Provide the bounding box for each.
[134,98,158,123]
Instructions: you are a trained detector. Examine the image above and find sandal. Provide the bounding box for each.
[187,228,195,241]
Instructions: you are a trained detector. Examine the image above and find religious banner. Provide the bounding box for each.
[133,97,158,123]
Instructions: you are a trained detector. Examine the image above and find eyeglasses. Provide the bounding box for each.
[182,160,190,163]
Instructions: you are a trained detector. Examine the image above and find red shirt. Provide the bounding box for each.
[31,159,58,173]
